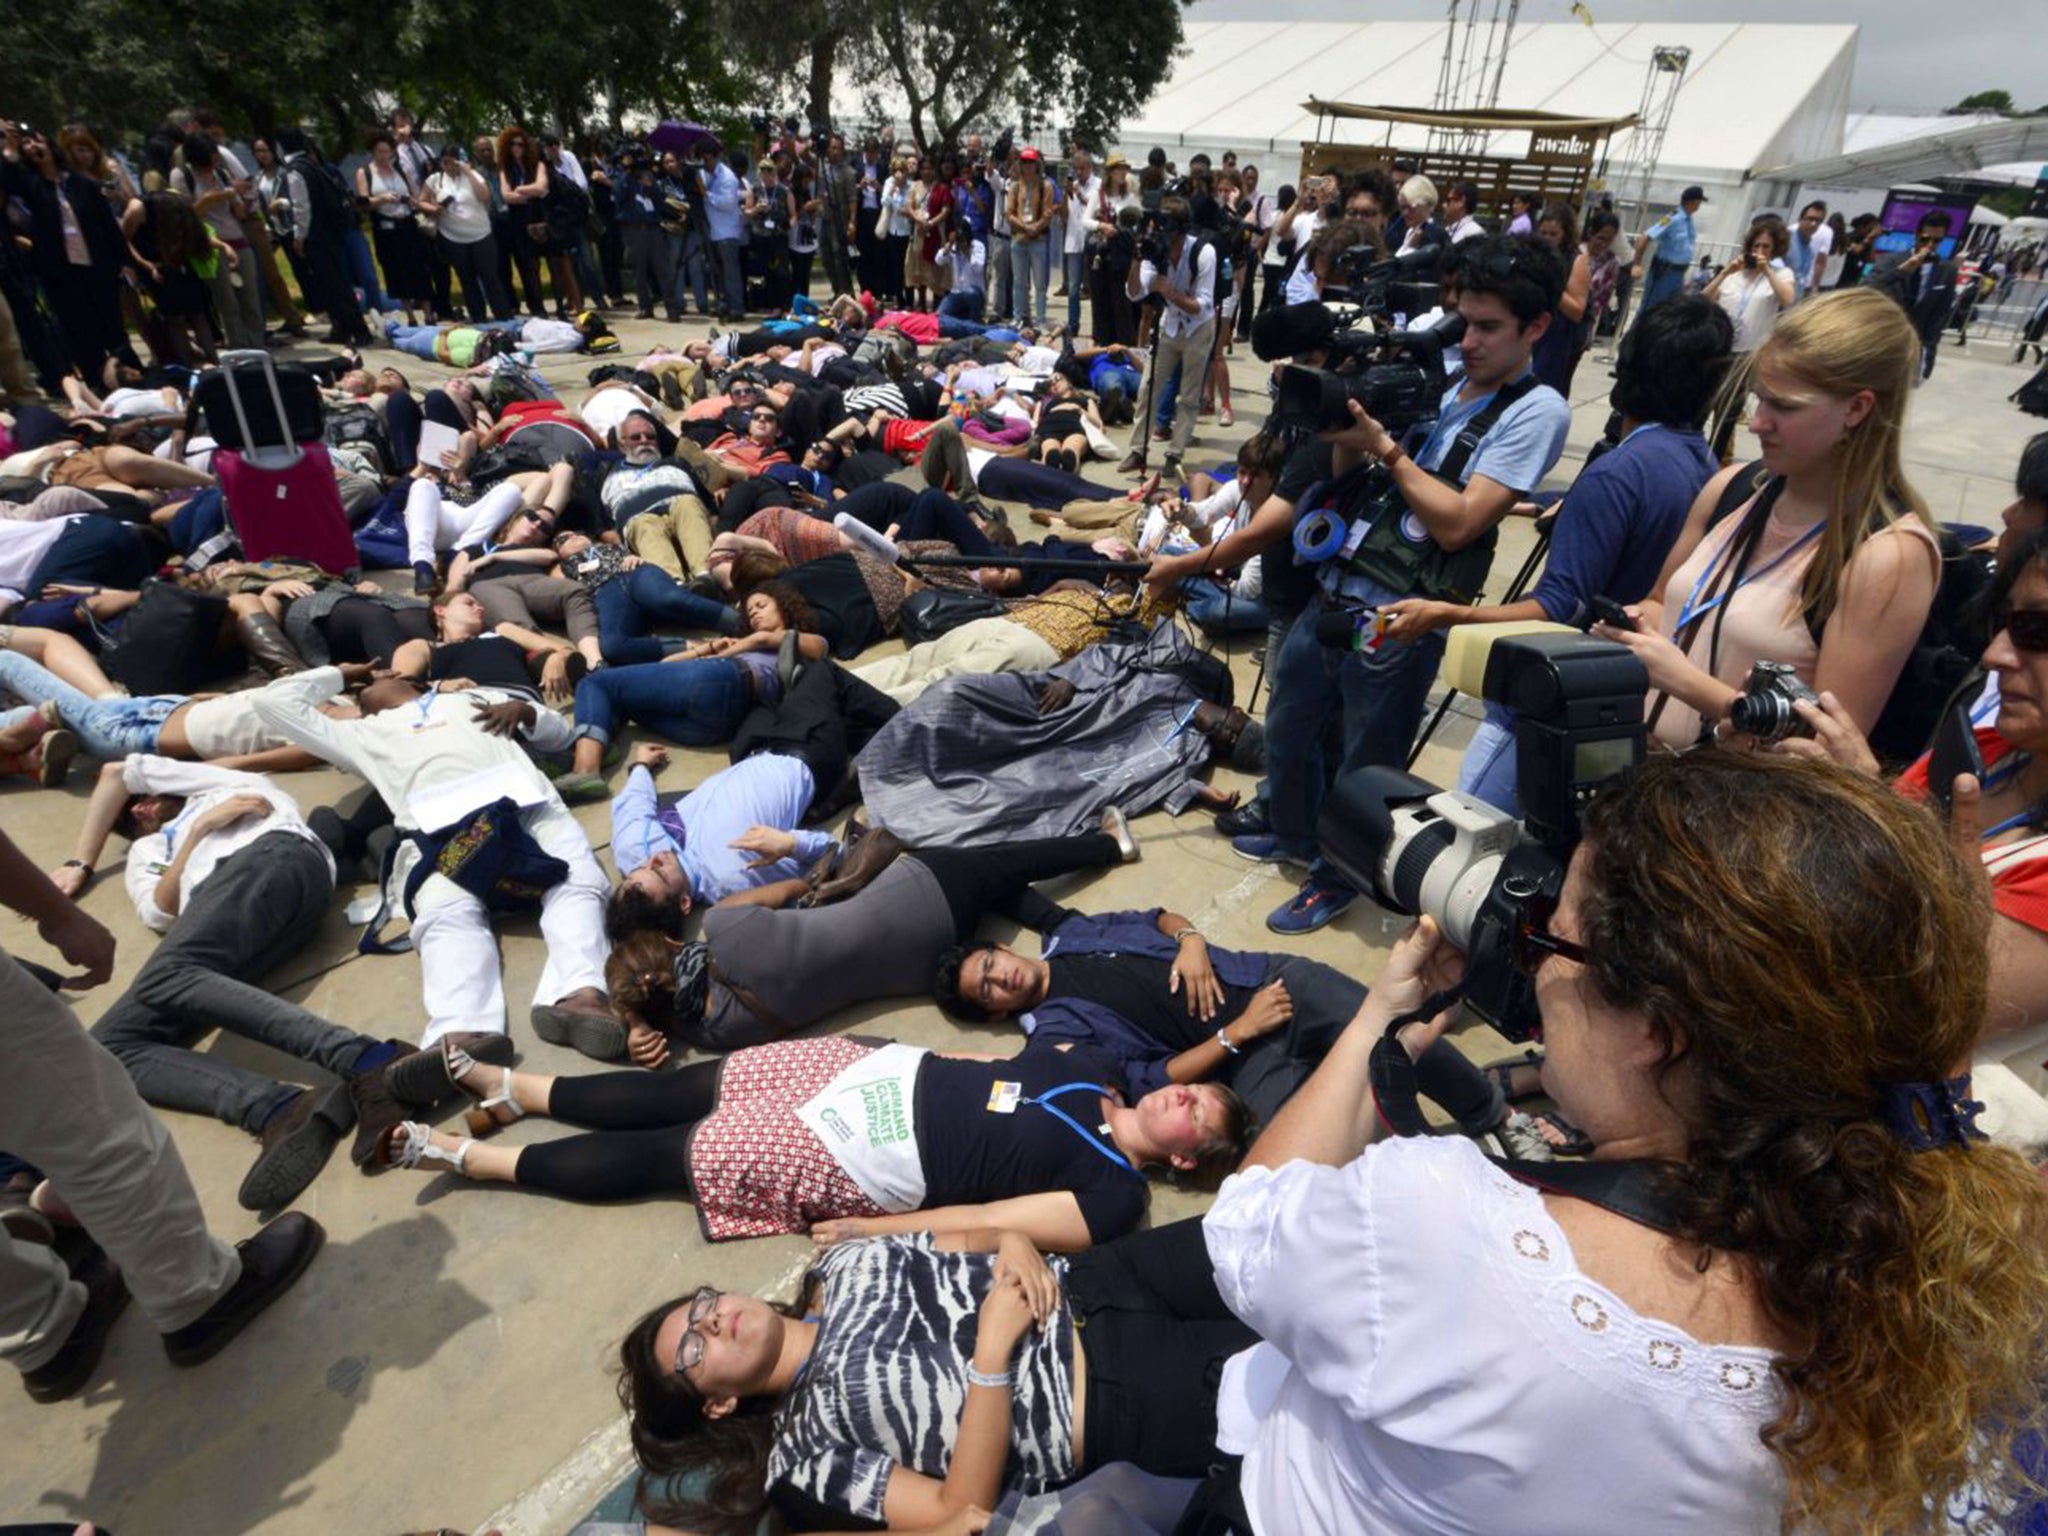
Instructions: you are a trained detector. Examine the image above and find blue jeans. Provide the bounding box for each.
[572,658,751,748]
[594,568,740,667]
[0,651,178,760]
[937,287,985,323]
[1009,238,1049,326]
[1094,362,1142,399]
[1455,706,1520,814]
[1065,250,1086,332]
[1265,590,1447,871]
[1180,579,1270,635]
[676,229,709,313]
[937,313,1000,339]
[711,239,745,315]
[386,323,443,360]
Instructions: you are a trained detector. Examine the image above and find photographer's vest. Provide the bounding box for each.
[1317,373,1540,604]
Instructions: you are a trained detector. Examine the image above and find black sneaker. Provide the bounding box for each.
[21,1245,130,1403]
[1215,797,1270,837]
[162,1212,324,1369]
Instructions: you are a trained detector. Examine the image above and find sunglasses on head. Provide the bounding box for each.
[1996,607,2048,654]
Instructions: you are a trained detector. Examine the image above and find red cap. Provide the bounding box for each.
[1019,146,1042,162]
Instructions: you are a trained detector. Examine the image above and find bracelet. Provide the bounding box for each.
[62,859,91,871]
[1173,926,1202,944]
[1378,442,1407,469]
[1216,1028,1241,1056]
[964,1363,1014,1390]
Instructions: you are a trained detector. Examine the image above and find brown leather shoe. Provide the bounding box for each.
[237,1082,353,1211]
[383,1032,515,1115]
[531,990,626,1061]
[21,1246,130,1403]
[162,1212,324,1369]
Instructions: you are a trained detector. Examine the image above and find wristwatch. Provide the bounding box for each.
[1377,441,1407,469]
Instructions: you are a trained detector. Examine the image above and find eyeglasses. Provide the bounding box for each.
[619,431,657,444]
[671,1286,719,1379]
[751,411,779,422]
[1512,898,1591,976]
[1993,606,2048,654]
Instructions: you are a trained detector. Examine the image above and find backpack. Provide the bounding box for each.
[289,151,352,237]
[1705,462,1993,761]
[89,580,243,695]
[323,401,394,478]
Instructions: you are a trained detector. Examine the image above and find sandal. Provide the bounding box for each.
[1528,1109,1596,1157]
[376,1121,474,1173]
[385,1040,524,1137]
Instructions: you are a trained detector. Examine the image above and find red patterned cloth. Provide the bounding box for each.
[738,504,843,566]
[689,1036,888,1242]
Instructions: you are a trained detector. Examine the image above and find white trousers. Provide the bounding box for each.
[408,801,612,1047]
[403,478,526,567]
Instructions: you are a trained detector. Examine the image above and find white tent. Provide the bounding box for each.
[1096,18,1857,246]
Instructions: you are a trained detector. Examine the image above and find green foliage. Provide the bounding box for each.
[1950,89,2017,115]
[0,0,750,151]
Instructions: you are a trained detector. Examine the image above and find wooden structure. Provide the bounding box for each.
[1298,100,1637,215]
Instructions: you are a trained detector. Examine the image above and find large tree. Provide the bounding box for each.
[846,0,1189,154]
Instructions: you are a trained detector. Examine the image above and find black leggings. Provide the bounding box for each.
[913,832,1122,940]
[513,1058,725,1203]
[315,597,434,664]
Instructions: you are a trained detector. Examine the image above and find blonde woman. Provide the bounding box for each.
[1594,287,1940,750]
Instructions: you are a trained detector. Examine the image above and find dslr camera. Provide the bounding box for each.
[1317,625,1649,1041]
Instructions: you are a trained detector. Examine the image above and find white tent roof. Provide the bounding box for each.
[1115,19,1857,191]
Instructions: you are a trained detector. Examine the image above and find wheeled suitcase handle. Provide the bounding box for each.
[215,348,304,471]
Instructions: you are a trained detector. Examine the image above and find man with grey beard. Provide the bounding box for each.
[597,408,719,581]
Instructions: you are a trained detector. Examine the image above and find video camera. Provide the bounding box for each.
[1316,624,1648,1041]
[1274,305,1464,437]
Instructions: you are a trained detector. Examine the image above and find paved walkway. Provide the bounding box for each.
[0,304,2036,1534]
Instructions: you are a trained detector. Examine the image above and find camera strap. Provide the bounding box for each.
[1427,373,1542,487]
[1369,1001,1683,1233]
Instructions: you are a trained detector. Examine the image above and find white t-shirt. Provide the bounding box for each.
[1205,1137,1785,1535]
[119,755,333,932]
[0,515,84,607]
[427,170,492,244]
[1715,260,1791,352]
[1064,175,1103,254]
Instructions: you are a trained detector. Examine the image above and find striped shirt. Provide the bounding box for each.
[767,1235,1077,1527]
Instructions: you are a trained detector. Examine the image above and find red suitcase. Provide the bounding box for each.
[210,349,360,575]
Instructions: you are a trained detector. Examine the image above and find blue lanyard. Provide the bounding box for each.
[1981,752,2037,841]
[1675,516,1824,633]
[1024,1083,1141,1178]
[413,692,437,729]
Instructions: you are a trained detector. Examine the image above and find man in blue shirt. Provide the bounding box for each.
[1630,184,1706,315]
[607,742,835,927]
[1378,294,1734,811]
[695,141,746,320]
[1148,236,1573,935]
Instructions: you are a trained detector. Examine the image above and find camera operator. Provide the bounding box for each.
[1196,750,2048,1534]
[1381,295,1734,813]
[1111,196,1217,484]
[1151,237,1573,935]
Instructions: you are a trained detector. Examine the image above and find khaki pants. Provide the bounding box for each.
[0,949,239,1372]
[1041,496,1145,545]
[245,221,306,330]
[622,493,715,580]
[1128,319,1214,463]
[668,438,741,494]
[854,617,1059,705]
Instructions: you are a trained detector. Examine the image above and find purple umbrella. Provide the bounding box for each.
[647,120,717,159]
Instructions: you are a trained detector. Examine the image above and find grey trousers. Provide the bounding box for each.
[0,948,239,1371]
[470,569,599,644]
[90,832,371,1133]
[623,225,678,318]
[1226,954,1507,1134]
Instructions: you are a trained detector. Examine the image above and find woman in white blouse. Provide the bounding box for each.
[1193,750,2048,1535]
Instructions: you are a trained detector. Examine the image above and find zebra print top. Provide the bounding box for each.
[766,1234,1078,1528]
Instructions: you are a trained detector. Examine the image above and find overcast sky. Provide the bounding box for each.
[1190,0,2032,114]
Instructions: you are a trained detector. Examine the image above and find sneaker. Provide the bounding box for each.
[1232,833,1306,866]
[1215,798,1270,838]
[1266,876,1357,935]
[1487,1111,1557,1163]
[1114,453,1146,476]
